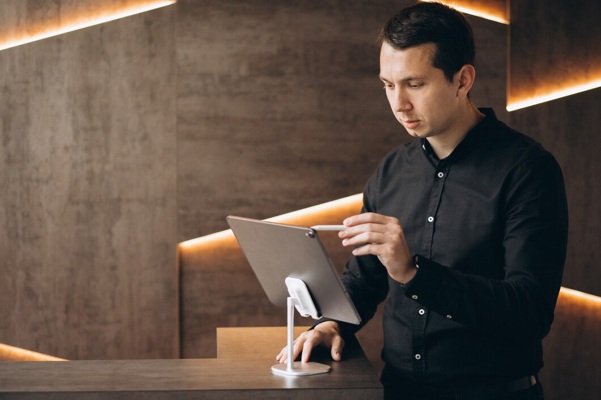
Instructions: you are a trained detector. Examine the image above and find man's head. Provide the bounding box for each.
[378,1,476,83]
[378,2,482,150]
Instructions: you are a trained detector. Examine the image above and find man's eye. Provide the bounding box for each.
[408,82,424,89]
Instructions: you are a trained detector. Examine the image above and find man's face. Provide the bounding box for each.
[379,42,461,140]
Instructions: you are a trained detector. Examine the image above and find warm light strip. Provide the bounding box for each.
[507,78,601,111]
[0,343,66,361]
[560,287,601,304]
[178,228,233,249]
[420,1,509,24]
[0,1,176,52]
[178,193,363,249]
[265,193,362,224]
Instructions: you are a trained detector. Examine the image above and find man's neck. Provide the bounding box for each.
[427,104,485,159]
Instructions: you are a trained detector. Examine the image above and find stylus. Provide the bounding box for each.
[310,225,347,231]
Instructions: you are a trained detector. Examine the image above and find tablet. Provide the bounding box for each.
[226,216,361,325]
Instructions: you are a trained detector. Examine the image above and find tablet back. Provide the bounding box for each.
[226,216,360,325]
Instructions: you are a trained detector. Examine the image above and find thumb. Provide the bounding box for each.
[330,335,345,361]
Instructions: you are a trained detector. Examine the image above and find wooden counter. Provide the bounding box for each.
[0,327,383,399]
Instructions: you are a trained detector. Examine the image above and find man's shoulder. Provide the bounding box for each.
[478,122,563,187]
[480,111,552,162]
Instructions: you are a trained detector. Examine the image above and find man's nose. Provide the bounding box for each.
[390,89,411,112]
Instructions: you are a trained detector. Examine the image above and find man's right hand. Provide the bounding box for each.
[275,320,344,364]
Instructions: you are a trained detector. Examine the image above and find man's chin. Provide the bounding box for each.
[403,128,427,138]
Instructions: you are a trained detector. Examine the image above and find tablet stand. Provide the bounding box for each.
[270,277,331,377]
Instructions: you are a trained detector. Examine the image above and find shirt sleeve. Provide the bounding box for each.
[403,150,568,343]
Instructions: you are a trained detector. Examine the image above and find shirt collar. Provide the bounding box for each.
[420,108,497,162]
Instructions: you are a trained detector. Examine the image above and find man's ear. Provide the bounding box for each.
[456,64,476,97]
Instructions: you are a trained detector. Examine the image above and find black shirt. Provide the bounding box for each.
[337,109,568,385]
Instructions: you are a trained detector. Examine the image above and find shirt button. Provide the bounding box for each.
[415,354,422,360]
[427,216,434,223]
[411,295,419,300]
[418,309,426,315]
[437,172,444,178]
[446,315,453,319]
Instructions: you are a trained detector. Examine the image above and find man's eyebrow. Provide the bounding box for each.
[378,75,426,82]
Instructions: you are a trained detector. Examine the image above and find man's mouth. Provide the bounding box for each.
[402,119,420,129]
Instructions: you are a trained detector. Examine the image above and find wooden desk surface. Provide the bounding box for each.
[0,327,382,399]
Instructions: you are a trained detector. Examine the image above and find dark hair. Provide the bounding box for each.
[378,2,476,82]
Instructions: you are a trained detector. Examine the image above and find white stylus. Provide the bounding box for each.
[310,225,347,231]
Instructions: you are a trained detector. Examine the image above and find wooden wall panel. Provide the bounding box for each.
[176,0,405,241]
[508,0,601,106]
[0,0,171,47]
[0,5,178,359]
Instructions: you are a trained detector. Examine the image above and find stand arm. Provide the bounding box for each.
[286,297,295,372]
[270,278,331,377]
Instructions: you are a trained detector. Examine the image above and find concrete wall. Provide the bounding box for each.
[0,3,178,360]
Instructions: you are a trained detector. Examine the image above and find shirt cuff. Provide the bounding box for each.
[311,318,360,338]
[402,255,445,308]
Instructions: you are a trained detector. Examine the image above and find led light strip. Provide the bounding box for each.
[265,193,362,224]
[0,343,66,361]
[507,78,601,111]
[0,1,175,52]
[420,0,509,24]
[560,286,601,304]
[178,193,363,249]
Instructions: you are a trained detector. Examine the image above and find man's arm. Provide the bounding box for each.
[401,152,568,342]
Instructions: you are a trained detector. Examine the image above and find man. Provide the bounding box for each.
[277,2,567,400]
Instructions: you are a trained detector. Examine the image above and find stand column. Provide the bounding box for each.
[270,297,331,377]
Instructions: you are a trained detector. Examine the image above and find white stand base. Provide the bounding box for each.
[271,361,330,376]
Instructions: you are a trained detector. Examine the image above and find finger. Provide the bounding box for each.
[343,231,386,249]
[344,212,390,226]
[300,330,325,363]
[351,242,383,257]
[330,335,345,361]
[292,336,307,362]
[301,338,316,363]
[276,345,290,363]
[344,213,378,225]
[277,334,308,364]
